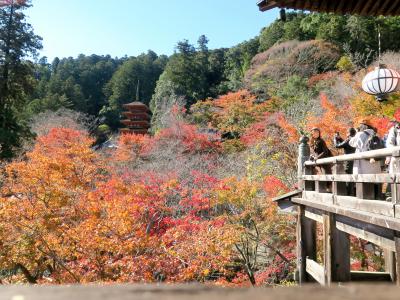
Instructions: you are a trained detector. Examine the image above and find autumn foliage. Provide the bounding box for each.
[2,77,393,285]
[0,126,294,285]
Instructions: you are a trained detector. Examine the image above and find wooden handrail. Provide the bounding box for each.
[305,146,400,166]
[302,174,397,183]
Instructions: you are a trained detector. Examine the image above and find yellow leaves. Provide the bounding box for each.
[213,177,259,212]
[193,90,265,135]
[164,179,180,190]
[351,91,400,120]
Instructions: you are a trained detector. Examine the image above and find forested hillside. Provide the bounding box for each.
[2,1,400,285]
[22,12,400,136]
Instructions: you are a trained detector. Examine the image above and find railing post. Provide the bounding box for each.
[332,160,348,199]
[298,135,310,178]
[298,136,310,190]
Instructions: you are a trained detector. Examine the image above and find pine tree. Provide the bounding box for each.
[0,0,42,158]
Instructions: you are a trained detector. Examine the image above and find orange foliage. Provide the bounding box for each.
[0,128,105,283]
[193,90,273,136]
[114,133,151,162]
[0,129,238,283]
[156,121,221,153]
[276,113,300,144]
[263,176,290,199]
[307,93,350,146]
[369,116,391,137]
[212,90,258,134]
[307,71,337,87]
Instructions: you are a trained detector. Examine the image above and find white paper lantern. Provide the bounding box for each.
[362,66,400,101]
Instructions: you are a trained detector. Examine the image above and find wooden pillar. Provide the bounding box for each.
[323,213,332,285]
[384,249,397,282]
[328,162,351,284]
[297,205,317,284]
[323,213,351,285]
[395,233,400,286]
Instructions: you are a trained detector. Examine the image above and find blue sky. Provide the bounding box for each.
[26,0,278,60]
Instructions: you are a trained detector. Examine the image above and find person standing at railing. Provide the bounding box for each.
[309,127,332,174]
[334,128,357,196]
[349,119,384,199]
[333,128,356,174]
[383,119,400,201]
[349,119,382,175]
[385,118,400,174]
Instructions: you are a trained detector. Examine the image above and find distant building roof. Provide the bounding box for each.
[257,0,400,16]
[122,102,148,107]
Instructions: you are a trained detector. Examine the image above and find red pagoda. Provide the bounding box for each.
[120,102,151,135]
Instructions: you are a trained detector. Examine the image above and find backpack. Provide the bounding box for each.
[365,131,384,151]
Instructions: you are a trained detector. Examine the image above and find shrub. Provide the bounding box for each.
[30,108,93,137]
[336,55,355,72]
[245,40,341,95]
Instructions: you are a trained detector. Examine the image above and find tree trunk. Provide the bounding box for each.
[15,263,37,284]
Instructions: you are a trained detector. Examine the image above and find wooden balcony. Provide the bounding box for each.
[274,143,400,286]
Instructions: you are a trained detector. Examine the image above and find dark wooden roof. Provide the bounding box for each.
[272,190,302,202]
[271,190,301,214]
[257,0,400,16]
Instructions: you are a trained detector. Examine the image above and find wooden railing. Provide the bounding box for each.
[300,146,400,224]
[278,143,400,286]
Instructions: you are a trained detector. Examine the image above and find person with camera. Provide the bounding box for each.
[333,128,356,174]
[333,128,357,196]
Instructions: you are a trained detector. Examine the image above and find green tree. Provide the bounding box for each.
[259,21,284,52]
[106,51,166,110]
[161,39,202,106]
[0,0,42,158]
[149,72,185,132]
[259,12,309,52]
[102,51,167,128]
[221,37,259,92]
[29,55,122,117]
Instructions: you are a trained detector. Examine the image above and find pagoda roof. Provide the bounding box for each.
[257,0,400,16]
[122,101,149,107]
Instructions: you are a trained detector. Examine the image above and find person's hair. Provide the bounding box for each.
[349,127,356,136]
[310,128,321,146]
[359,124,369,131]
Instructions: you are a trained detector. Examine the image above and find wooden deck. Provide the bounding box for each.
[274,143,400,286]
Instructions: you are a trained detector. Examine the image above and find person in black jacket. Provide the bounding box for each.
[333,128,356,174]
[310,127,332,174]
[333,127,356,196]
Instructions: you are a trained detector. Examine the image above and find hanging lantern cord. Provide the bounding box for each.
[378,24,382,67]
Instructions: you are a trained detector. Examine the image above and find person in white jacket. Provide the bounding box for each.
[385,121,400,174]
[349,120,381,175]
